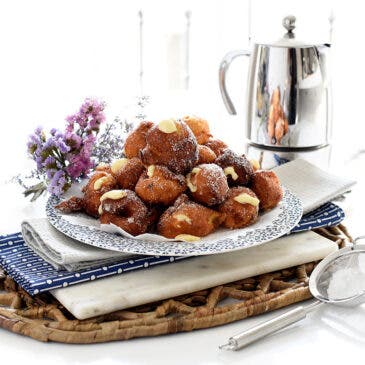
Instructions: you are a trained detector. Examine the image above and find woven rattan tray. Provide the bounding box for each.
[0,225,352,344]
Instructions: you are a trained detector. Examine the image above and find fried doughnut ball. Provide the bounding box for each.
[157,194,225,239]
[215,149,254,186]
[250,170,283,211]
[80,171,117,217]
[110,157,145,190]
[95,163,112,174]
[99,189,149,236]
[197,144,217,164]
[124,121,154,159]
[145,205,164,232]
[140,119,198,174]
[218,187,259,229]
[56,196,84,214]
[182,115,212,144]
[186,163,229,206]
[204,138,228,157]
[55,171,117,217]
[135,165,186,205]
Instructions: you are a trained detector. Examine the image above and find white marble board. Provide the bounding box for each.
[52,231,338,319]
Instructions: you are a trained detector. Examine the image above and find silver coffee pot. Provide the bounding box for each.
[219,15,332,168]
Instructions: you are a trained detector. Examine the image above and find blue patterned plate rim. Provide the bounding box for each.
[46,187,303,256]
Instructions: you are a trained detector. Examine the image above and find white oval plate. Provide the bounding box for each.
[46,187,302,256]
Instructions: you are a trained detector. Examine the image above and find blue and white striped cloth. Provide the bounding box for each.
[0,202,344,295]
[0,234,188,295]
[291,202,345,233]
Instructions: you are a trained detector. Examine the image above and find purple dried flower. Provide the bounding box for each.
[34,126,44,138]
[44,156,57,170]
[66,153,93,179]
[56,137,70,154]
[27,126,45,155]
[46,169,55,180]
[35,155,44,170]
[48,170,68,196]
[26,97,106,198]
[65,132,82,150]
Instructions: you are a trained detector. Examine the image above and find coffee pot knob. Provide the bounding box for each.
[283,15,296,38]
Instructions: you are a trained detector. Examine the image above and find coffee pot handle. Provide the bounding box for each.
[219,50,251,115]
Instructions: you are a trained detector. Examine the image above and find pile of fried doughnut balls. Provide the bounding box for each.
[57,116,283,242]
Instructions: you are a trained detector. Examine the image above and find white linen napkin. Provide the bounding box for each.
[21,218,132,271]
[273,159,356,214]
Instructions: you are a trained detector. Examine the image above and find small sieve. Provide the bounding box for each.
[220,236,365,350]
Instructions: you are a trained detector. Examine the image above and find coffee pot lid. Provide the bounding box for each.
[267,15,312,48]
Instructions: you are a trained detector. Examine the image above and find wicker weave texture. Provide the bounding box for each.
[0,225,351,343]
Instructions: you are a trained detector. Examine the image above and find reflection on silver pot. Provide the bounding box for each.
[267,87,289,145]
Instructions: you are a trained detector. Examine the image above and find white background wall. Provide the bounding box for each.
[0,0,363,179]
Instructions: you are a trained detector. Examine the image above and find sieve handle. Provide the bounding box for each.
[220,306,307,350]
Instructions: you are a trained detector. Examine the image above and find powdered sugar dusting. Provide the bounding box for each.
[215,149,253,186]
[327,267,365,300]
[325,252,365,301]
[142,119,198,174]
[101,189,148,228]
[189,163,229,205]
